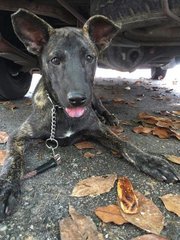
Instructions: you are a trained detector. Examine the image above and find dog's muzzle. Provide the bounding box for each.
[65,91,87,118]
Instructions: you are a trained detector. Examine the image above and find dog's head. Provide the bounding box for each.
[11,9,119,118]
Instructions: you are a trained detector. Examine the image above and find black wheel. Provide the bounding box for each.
[0,58,32,100]
[151,67,167,80]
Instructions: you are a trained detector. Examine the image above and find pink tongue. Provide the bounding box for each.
[65,107,85,118]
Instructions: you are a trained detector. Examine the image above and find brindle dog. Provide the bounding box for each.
[0,9,178,220]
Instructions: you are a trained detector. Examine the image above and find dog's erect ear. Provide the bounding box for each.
[83,15,120,52]
[11,9,54,55]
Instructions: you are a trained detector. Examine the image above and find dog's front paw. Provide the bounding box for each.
[0,178,21,221]
[123,147,179,183]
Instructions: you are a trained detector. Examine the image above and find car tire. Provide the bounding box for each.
[0,58,32,100]
[151,67,167,80]
[91,0,180,28]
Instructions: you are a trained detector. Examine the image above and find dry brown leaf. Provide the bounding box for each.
[171,121,180,130]
[24,98,32,106]
[110,125,124,135]
[160,194,180,217]
[95,204,127,225]
[133,126,153,135]
[117,177,139,214]
[60,206,104,240]
[172,110,180,116]
[2,101,18,110]
[152,127,170,139]
[84,152,95,159]
[165,155,180,164]
[96,150,102,155]
[112,150,119,156]
[131,234,169,240]
[71,174,117,197]
[120,191,164,235]
[137,112,180,140]
[74,141,94,150]
[138,112,158,125]
[170,129,180,140]
[156,120,172,128]
[60,217,82,240]
[0,150,7,165]
[0,131,9,143]
[139,113,172,126]
[120,120,132,126]
[113,98,126,104]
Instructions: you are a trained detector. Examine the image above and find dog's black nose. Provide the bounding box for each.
[67,92,87,106]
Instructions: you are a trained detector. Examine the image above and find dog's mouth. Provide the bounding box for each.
[65,106,86,118]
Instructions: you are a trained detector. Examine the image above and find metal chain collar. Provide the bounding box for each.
[46,93,62,161]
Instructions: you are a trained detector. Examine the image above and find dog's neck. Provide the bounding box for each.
[46,91,62,109]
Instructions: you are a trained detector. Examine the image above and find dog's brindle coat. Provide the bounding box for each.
[0,9,179,219]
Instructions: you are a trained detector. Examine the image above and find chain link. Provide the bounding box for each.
[46,93,62,161]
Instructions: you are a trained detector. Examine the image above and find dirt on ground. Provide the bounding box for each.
[0,76,179,240]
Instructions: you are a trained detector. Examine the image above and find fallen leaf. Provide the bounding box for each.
[136,114,180,140]
[95,204,127,225]
[0,150,7,165]
[71,174,117,197]
[96,150,102,155]
[60,206,104,240]
[0,131,9,143]
[110,125,124,135]
[165,155,180,164]
[156,120,172,128]
[170,129,180,140]
[60,217,82,240]
[131,234,168,240]
[172,110,180,116]
[112,150,119,156]
[24,98,32,106]
[133,126,153,135]
[74,141,94,150]
[84,152,95,159]
[2,101,18,110]
[138,112,158,125]
[152,127,170,139]
[120,120,132,126]
[138,113,172,127]
[160,194,180,217]
[113,98,126,104]
[120,191,164,235]
[117,177,139,214]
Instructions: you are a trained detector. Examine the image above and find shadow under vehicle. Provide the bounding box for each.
[0,0,180,100]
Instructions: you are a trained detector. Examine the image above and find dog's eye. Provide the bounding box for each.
[51,57,61,65]
[85,55,94,63]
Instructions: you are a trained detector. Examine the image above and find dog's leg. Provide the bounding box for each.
[0,108,50,220]
[90,122,179,183]
[92,93,119,126]
[0,122,31,219]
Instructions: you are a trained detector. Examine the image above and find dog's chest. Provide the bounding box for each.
[54,111,90,144]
